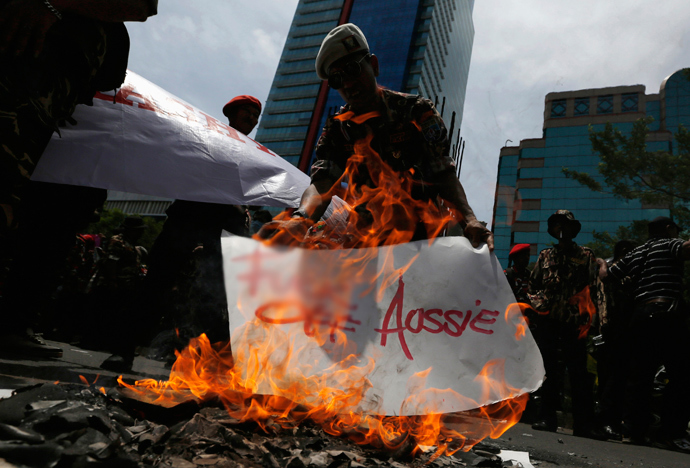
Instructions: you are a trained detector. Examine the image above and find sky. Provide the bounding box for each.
[125,0,690,224]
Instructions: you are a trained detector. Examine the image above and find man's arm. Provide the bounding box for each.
[294,178,335,222]
[682,239,690,260]
[596,257,609,280]
[0,0,157,57]
[257,177,335,244]
[435,169,494,250]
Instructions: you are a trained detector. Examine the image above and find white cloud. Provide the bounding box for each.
[122,0,690,221]
[460,0,690,223]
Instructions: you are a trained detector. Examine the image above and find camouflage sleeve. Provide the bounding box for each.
[412,97,453,175]
[585,249,600,317]
[528,251,549,312]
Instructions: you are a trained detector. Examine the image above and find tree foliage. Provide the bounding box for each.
[84,208,164,252]
[581,219,649,259]
[563,117,690,226]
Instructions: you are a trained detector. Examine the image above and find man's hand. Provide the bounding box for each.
[256,217,314,246]
[596,257,609,280]
[463,219,494,251]
[0,0,60,58]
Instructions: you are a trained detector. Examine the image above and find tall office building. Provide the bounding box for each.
[492,69,690,266]
[255,0,475,173]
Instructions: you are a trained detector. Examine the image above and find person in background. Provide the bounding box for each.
[251,209,273,235]
[528,210,600,439]
[593,239,635,441]
[116,95,262,372]
[90,216,148,370]
[598,217,690,452]
[0,0,158,357]
[504,243,532,304]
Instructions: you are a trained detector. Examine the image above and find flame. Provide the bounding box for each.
[569,286,596,339]
[505,302,532,340]
[122,126,528,456]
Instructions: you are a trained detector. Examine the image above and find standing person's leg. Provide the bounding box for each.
[623,304,661,443]
[596,325,632,439]
[0,26,107,357]
[532,317,560,431]
[562,326,596,436]
[656,313,690,447]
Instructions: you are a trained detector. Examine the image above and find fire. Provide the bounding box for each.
[121,131,530,457]
[569,286,596,339]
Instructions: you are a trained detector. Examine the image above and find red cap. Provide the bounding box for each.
[509,243,531,257]
[222,95,261,117]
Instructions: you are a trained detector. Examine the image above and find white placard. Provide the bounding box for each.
[33,71,310,208]
[222,235,544,416]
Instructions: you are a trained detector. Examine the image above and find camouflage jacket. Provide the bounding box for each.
[311,88,454,202]
[528,242,599,326]
[91,234,143,291]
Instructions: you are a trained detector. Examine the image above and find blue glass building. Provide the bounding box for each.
[255,0,475,172]
[492,69,690,266]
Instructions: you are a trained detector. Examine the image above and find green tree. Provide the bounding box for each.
[563,117,690,226]
[582,219,649,259]
[84,208,164,252]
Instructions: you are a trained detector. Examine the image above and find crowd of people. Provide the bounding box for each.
[504,210,690,452]
[0,17,492,367]
[3,3,686,454]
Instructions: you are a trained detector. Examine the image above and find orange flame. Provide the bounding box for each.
[569,286,596,339]
[122,126,528,456]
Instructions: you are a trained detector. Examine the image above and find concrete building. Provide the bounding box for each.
[255,0,475,173]
[492,69,690,266]
[105,191,172,219]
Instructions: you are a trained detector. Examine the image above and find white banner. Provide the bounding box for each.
[33,71,310,208]
[221,235,544,416]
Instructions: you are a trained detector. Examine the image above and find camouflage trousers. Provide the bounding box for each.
[0,24,107,235]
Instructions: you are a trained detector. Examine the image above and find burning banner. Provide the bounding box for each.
[32,71,310,207]
[221,234,544,417]
[122,234,543,455]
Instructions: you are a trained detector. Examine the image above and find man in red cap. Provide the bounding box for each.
[504,243,532,304]
[222,95,261,136]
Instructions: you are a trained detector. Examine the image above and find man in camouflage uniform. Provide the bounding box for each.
[0,0,158,358]
[528,210,600,438]
[90,216,147,371]
[505,243,532,304]
[269,24,492,249]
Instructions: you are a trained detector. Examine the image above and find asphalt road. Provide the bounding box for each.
[492,423,690,467]
[0,340,688,467]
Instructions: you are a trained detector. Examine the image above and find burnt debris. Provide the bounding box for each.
[0,382,511,468]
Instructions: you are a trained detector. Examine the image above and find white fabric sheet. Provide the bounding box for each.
[33,71,310,208]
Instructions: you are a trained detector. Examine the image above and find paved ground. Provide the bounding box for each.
[493,422,690,467]
[0,339,170,392]
[1,340,688,467]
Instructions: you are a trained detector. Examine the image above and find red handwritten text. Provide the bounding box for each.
[375,276,499,360]
[93,86,275,156]
[255,300,361,343]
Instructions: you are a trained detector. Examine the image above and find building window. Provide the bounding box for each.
[621,93,639,112]
[550,99,566,118]
[597,95,613,114]
[574,97,590,116]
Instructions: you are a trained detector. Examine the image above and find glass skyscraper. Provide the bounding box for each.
[492,69,690,266]
[255,0,475,172]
